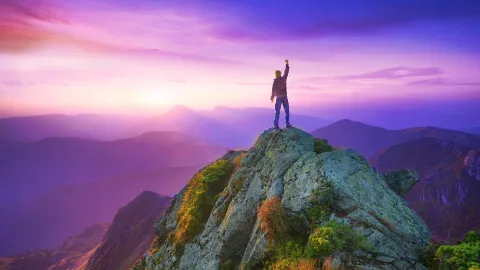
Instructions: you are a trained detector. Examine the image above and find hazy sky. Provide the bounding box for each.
[1,0,479,116]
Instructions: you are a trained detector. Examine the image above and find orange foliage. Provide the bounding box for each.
[233,152,245,168]
[270,258,318,270]
[258,196,287,243]
[296,259,317,270]
[322,256,334,270]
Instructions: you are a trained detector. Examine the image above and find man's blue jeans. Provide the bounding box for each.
[274,96,290,127]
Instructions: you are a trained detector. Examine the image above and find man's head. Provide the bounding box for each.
[275,70,281,78]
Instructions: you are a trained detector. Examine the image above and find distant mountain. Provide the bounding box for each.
[201,106,331,143]
[1,166,200,257]
[0,107,330,148]
[130,106,250,148]
[0,223,109,270]
[0,131,225,256]
[311,119,480,158]
[86,191,171,270]
[0,131,224,204]
[371,138,480,243]
[0,114,148,142]
[468,126,480,136]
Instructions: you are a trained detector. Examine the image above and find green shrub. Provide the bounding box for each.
[174,159,234,251]
[312,181,335,207]
[264,239,307,269]
[305,221,367,259]
[313,138,333,155]
[199,159,233,184]
[306,181,335,227]
[434,231,480,270]
[306,205,330,225]
[420,242,440,269]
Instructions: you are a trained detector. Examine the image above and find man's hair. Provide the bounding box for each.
[275,70,281,78]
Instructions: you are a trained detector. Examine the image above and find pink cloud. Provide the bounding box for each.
[336,66,443,80]
[407,78,480,86]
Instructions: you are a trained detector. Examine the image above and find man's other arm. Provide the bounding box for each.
[271,82,275,100]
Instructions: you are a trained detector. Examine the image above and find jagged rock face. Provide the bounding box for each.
[465,150,480,181]
[135,128,430,270]
[383,169,419,196]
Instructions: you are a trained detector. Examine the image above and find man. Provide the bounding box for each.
[270,59,291,129]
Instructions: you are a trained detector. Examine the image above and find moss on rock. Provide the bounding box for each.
[174,159,235,251]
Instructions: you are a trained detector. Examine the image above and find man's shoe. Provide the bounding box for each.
[286,123,293,128]
[273,126,280,130]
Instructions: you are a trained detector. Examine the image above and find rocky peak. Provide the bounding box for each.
[133,127,430,270]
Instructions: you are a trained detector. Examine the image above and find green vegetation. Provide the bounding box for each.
[434,231,480,270]
[306,181,335,227]
[174,159,234,253]
[258,192,366,269]
[421,231,480,270]
[305,221,367,258]
[313,138,333,155]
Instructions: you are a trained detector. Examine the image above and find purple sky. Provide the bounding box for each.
[0,0,479,117]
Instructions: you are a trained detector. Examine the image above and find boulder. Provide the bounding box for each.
[383,169,419,195]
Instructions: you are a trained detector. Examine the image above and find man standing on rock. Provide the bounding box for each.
[271,60,292,129]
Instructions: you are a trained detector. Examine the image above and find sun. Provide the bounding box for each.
[142,85,178,106]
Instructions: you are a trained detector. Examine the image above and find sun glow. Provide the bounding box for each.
[142,84,180,107]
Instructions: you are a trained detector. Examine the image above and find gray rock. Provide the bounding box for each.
[383,169,419,195]
[266,177,283,198]
[133,128,430,270]
[376,255,395,263]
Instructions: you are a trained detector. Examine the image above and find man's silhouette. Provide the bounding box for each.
[270,60,291,129]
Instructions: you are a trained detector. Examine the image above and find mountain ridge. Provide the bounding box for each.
[371,137,480,243]
[311,119,480,158]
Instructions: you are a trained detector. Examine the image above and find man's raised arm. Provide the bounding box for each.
[283,60,290,79]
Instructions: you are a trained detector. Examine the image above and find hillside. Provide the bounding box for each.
[85,191,171,270]
[132,128,430,269]
[0,114,147,142]
[1,166,198,258]
[371,138,480,243]
[1,131,224,205]
[0,223,108,270]
[0,191,171,270]
[311,119,480,158]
